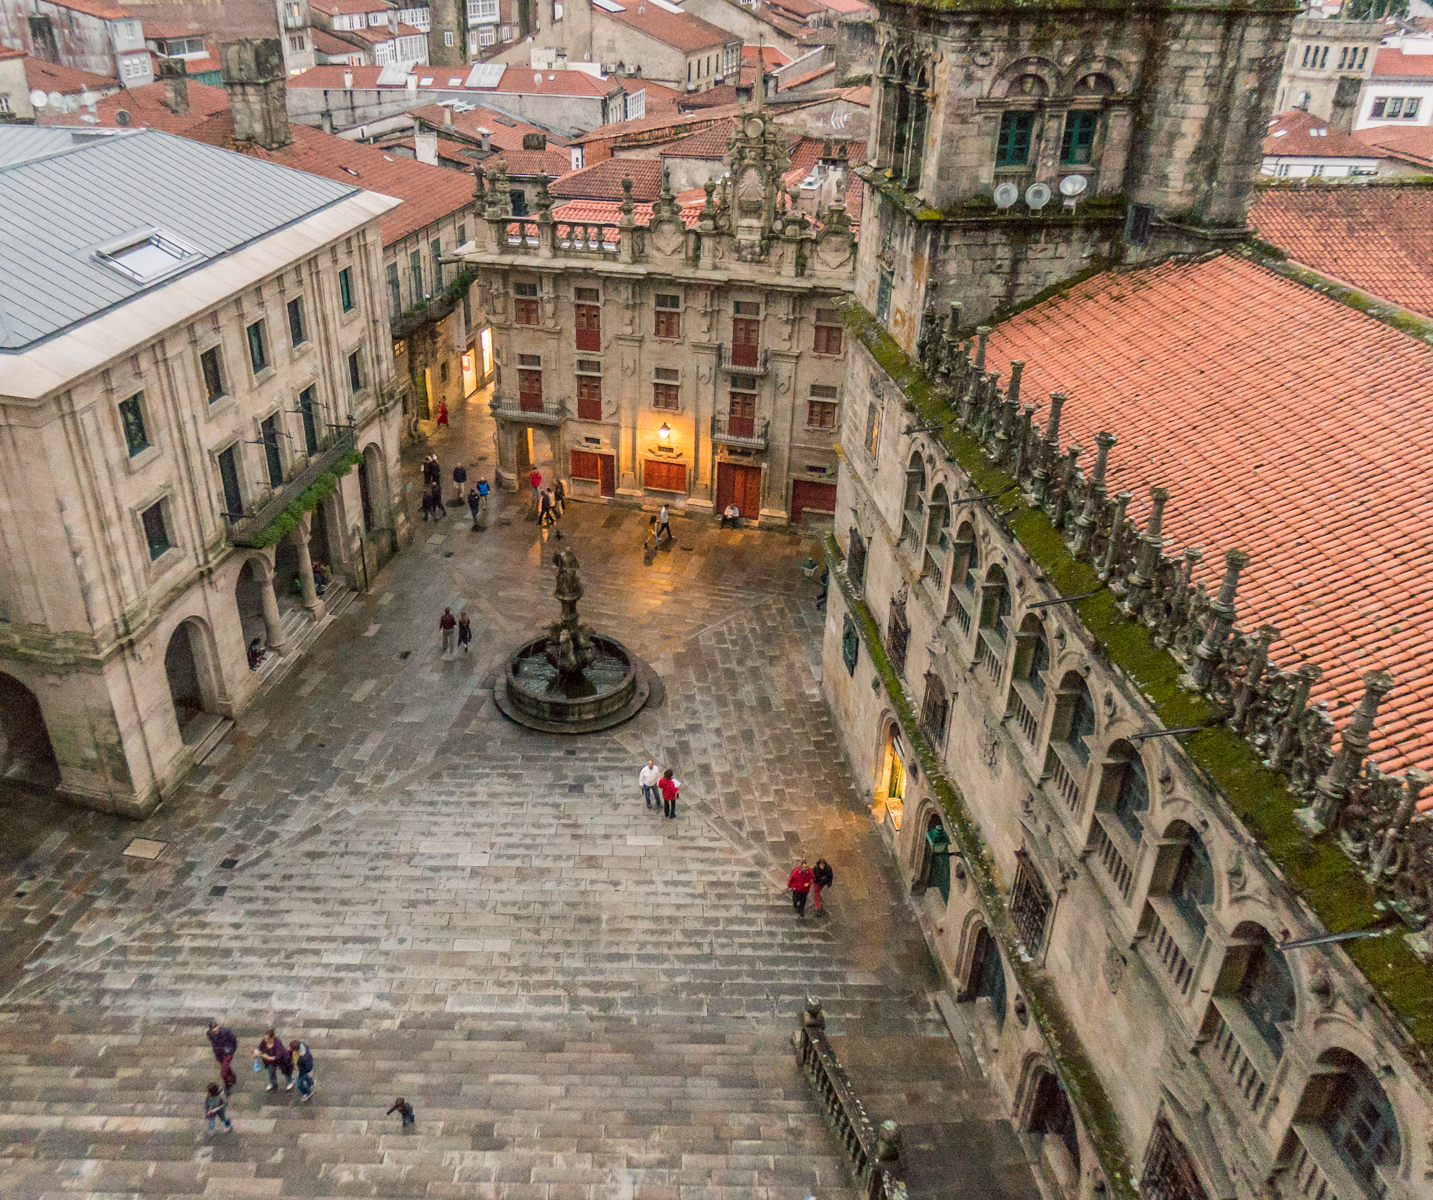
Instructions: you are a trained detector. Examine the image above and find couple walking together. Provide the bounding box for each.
[638,758,681,818]
[787,856,834,916]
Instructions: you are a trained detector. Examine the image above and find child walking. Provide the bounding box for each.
[387,1096,416,1128]
[205,1083,233,1134]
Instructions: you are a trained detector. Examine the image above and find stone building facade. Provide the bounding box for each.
[861,0,1295,339]
[0,127,407,817]
[459,115,858,525]
[1274,17,1381,131]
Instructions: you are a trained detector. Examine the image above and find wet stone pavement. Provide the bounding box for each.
[0,393,1031,1200]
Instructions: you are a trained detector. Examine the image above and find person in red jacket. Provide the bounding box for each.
[658,768,680,819]
[787,857,815,917]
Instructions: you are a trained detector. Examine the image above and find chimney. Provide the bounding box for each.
[414,130,439,165]
[157,56,189,116]
[522,132,546,150]
[480,131,490,152]
[443,106,453,125]
[343,69,354,88]
[221,38,291,150]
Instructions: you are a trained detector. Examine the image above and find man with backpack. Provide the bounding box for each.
[288,1039,316,1101]
[206,1019,238,1094]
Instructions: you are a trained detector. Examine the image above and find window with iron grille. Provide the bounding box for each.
[1009,859,1051,953]
[1141,1119,1210,1200]
[921,673,949,748]
[887,597,909,676]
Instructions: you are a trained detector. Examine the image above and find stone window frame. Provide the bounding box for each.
[1137,818,1217,1007]
[1084,737,1153,908]
[944,518,980,639]
[651,364,681,412]
[919,481,950,597]
[1281,1048,1404,1200]
[197,338,231,414]
[899,450,925,552]
[1004,611,1050,758]
[1040,668,1097,822]
[875,47,932,186]
[116,388,162,472]
[211,435,250,523]
[131,483,183,580]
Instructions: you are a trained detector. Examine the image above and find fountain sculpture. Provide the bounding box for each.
[494,549,650,733]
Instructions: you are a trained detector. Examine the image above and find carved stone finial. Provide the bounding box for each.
[1183,548,1250,690]
[1299,670,1396,834]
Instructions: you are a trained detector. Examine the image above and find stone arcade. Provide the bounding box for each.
[0,126,407,817]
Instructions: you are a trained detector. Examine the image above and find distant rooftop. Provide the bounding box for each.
[0,127,358,352]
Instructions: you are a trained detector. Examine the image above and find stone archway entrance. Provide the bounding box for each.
[164,619,222,744]
[235,556,287,657]
[0,672,61,790]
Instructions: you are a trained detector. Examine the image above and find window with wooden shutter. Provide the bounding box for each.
[570,450,600,480]
[643,459,687,493]
[576,373,602,420]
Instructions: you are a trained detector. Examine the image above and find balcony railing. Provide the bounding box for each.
[717,344,768,374]
[494,393,566,424]
[504,221,621,259]
[225,427,355,548]
[711,414,769,448]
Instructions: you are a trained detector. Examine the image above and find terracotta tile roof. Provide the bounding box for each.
[312,28,365,58]
[485,147,575,176]
[778,62,834,91]
[1355,122,1433,168]
[814,0,874,13]
[600,3,733,53]
[490,67,618,97]
[833,84,870,105]
[570,102,745,146]
[1248,185,1433,318]
[549,156,665,201]
[289,65,386,88]
[22,55,116,94]
[1262,109,1382,159]
[658,119,736,159]
[311,0,391,13]
[42,0,133,19]
[981,253,1433,774]
[409,103,571,151]
[1371,45,1433,78]
[678,82,742,109]
[768,0,822,17]
[743,45,792,69]
[45,78,230,133]
[289,64,618,98]
[549,192,703,227]
[0,46,22,61]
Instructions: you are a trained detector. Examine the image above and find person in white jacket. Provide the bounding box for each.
[638,759,661,809]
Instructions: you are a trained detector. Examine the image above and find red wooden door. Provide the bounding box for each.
[518,369,543,412]
[576,375,602,421]
[790,480,837,524]
[598,454,615,498]
[576,304,601,351]
[728,391,756,439]
[716,463,762,516]
[731,318,759,367]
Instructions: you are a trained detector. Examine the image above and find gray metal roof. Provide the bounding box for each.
[0,127,361,352]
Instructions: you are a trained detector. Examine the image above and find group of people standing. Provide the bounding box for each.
[529,468,566,542]
[637,758,682,818]
[203,1019,418,1134]
[422,455,492,527]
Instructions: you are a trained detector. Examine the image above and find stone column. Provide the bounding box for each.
[1182,549,1249,690]
[1073,430,1115,558]
[1368,769,1432,881]
[1298,670,1395,834]
[260,569,288,654]
[1122,485,1169,615]
[1231,624,1279,731]
[973,326,990,371]
[292,523,325,620]
[1269,662,1322,771]
[1099,490,1132,580]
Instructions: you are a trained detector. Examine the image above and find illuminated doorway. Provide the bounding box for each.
[877,726,907,830]
[462,349,478,397]
[480,327,493,376]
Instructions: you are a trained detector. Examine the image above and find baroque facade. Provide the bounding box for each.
[0,126,407,817]
[460,112,858,524]
[817,3,1433,1200]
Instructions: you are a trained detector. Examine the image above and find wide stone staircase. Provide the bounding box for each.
[0,1010,859,1199]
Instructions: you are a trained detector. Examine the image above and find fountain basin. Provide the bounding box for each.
[494,633,651,733]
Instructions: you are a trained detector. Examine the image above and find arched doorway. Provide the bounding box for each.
[0,672,60,789]
[969,925,1007,1031]
[272,536,304,611]
[1028,1070,1081,1189]
[164,619,220,743]
[921,811,951,903]
[235,557,271,649]
[876,723,907,830]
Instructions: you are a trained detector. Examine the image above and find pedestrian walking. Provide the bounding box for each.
[439,607,457,656]
[288,1040,315,1101]
[207,1019,239,1094]
[255,1028,292,1091]
[467,486,481,528]
[436,400,450,427]
[643,515,658,550]
[205,1083,233,1134]
[638,758,661,809]
[423,455,441,492]
[658,768,680,819]
[812,858,834,915]
[387,1097,416,1128]
[452,462,467,504]
[457,611,472,653]
[528,468,542,511]
[655,504,672,544]
[421,486,436,522]
[553,478,566,516]
[476,477,490,511]
[787,857,814,917]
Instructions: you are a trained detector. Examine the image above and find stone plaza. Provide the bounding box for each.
[0,392,1040,1200]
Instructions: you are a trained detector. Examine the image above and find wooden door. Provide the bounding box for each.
[518,369,543,412]
[790,480,837,525]
[728,391,756,439]
[576,304,601,351]
[598,454,615,498]
[731,318,759,367]
[716,463,761,517]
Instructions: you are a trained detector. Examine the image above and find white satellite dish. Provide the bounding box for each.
[79,89,97,107]
[993,181,1018,209]
[47,91,64,111]
[29,88,48,108]
[1059,174,1089,197]
[1025,182,1052,210]
[62,94,79,112]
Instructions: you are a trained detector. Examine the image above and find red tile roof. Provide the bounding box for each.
[548,192,704,227]
[814,0,873,13]
[549,156,665,201]
[569,102,745,146]
[1262,109,1382,159]
[485,147,575,176]
[1355,122,1433,168]
[490,67,618,97]
[408,102,571,151]
[311,0,391,13]
[0,46,22,61]
[45,78,230,132]
[1371,45,1433,78]
[658,118,736,159]
[43,0,133,19]
[982,253,1433,774]
[1248,185,1433,318]
[22,55,116,95]
[312,28,365,58]
[779,62,835,91]
[743,45,792,69]
[600,3,733,53]
[289,64,616,98]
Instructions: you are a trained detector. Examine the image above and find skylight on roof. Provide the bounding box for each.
[94,228,201,283]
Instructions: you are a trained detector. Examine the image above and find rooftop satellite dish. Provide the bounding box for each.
[47,91,64,111]
[62,94,79,112]
[534,72,543,85]
[1059,174,1088,197]
[1025,182,1052,210]
[80,89,96,107]
[29,88,48,108]
[115,109,132,126]
[993,181,1018,209]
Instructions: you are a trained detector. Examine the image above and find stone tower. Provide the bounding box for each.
[861,0,1297,342]
[427,0,465,67]
[220,38,291,149]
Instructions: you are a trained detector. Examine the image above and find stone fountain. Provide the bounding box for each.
[493,549,650,733]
